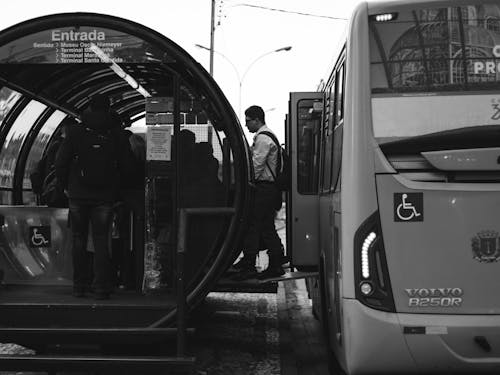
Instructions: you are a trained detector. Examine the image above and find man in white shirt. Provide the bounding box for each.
[233,105,285,280]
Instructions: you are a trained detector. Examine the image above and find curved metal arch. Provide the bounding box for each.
[72,84,140,113]
[59,68,172,107]
[50,67,119,100]
[116,100,146,117]
[119,105,146,123]
[66,80,130,108]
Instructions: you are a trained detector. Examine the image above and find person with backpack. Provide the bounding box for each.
[30,117,76,207]
[232,105,286,281]
[55,94,129,299]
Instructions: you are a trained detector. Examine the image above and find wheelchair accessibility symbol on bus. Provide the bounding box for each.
[29,226,51,248]
[394,193,423,222]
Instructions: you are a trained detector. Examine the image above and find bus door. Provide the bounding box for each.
[287,92,323,269]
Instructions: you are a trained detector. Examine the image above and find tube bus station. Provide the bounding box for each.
[1,1,500,374]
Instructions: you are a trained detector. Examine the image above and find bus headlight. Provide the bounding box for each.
[361,232,377,279]
[360,282,373,296]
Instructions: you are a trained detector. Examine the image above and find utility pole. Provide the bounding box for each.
[209,0,215,76]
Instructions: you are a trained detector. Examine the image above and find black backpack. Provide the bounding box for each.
[259,131,290,192]
[41,168,67,208]
[75,127,118,188]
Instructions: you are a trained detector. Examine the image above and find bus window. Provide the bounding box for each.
[370,5,500,146]
[328,85,336,192]
[336,65,345,124]
[331,64,345,192]
[297,99,320,194]
[322,90,334,193]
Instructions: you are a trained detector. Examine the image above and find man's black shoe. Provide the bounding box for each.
[258,266,285,280]
[231,268,258,281]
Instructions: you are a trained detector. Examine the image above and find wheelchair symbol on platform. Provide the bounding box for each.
[29,226,51,247]
[394,193,423,222]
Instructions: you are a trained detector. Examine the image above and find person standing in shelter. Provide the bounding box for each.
[55,94,128,299]
[30,117,76,207]
[233,105,285,280]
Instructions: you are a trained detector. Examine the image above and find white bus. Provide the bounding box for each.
[286,0,500,373]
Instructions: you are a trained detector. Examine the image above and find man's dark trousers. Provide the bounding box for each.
[69,200,114,294]
[243,182,282,265]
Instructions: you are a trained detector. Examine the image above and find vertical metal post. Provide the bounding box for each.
[210,0,215,76]
[176,209,187,356]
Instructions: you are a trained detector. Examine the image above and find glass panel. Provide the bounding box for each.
[322,102,333,193]
[0,100,46,188]
[0,190,12,204]
[0,88,22,125]
[370,3,500,147]
[370,3,500,93]
[23,110,66,191]
[143,85,231,292]
[297,99,321,194]
[336,66,345,123]
[22,190,36,206]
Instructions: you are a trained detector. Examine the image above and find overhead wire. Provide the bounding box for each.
[222,2,348,21]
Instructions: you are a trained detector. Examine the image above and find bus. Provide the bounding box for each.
[286,0,500,373]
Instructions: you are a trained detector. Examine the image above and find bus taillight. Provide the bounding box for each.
[354,212,395,312]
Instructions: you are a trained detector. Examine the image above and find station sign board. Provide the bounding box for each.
[0,27,165,64]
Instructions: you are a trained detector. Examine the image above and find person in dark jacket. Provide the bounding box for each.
[55,94,129,299]
[30,117,75,207]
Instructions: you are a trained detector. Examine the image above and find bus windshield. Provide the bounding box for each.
[370,3,500,146]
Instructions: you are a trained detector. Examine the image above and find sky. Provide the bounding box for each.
[0,0,364,142]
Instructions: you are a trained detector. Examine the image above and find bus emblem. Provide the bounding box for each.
[492,103,500,121]
[471,230,500,263]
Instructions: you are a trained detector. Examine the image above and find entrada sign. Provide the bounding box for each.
[51,29,106,42]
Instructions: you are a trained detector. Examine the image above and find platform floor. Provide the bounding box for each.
[191,278,334,375]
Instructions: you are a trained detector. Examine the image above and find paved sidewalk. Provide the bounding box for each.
[193,291,280,375]
[192,278,332,375]
[278,279,332,375]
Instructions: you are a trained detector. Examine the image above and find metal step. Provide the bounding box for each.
[258,271,319,284]
[0,327,195,345]
[0,354,196,373]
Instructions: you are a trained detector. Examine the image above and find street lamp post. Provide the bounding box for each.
[195,44,292,119]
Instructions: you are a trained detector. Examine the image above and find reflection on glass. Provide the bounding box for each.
[371,4,500,92]
[0,100,46,189]
[0,88,22,125]
[0,190,12,204]
[297,100,321,194]
[23,111,66,190]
